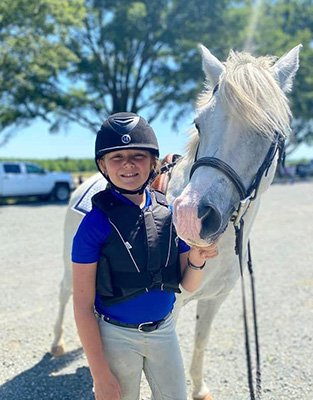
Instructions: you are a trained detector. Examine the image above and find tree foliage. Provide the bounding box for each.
[38,0,243,131]
[0,0,312,153]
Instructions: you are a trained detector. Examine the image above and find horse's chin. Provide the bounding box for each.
[178,219,228,247]
[183,235,220,248]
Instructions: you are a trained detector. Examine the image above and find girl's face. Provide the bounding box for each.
[98,149,155,191]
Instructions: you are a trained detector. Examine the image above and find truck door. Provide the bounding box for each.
[24,163,52,194]
[1,163,25,196]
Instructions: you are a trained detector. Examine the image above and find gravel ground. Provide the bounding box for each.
[0,181,312,400]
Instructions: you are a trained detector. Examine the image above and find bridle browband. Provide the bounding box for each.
[189,101,286,400]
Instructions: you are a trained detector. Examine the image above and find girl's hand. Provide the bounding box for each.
[93,371,122,400]
[180,241,219,292]
[189,241,219,266]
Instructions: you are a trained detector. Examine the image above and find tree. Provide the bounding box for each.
[38,0,247,131]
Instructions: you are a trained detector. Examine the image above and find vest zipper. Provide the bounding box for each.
[142,210,149,292]
[108,218,141,273]
[164,221,173,268]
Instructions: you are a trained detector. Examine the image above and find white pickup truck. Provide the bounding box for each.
[0,161,75,201]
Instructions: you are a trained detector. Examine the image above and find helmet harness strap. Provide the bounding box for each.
[99,169,156,195]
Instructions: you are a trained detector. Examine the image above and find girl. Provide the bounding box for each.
[72,112,218,400]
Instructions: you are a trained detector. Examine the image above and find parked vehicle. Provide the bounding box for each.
[296,160,313,178]
[0,161,75,201]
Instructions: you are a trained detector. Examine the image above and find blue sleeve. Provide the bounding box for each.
[178,238,190,253]
[71,207,111,263]
[168,204,190,254]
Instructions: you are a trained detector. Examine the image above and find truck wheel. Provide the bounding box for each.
[54,184,70,202]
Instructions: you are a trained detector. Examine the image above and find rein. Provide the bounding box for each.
[152,153,182,193]
[189,133,285,400]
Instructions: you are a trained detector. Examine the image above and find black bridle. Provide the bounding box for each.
[189,131,285,400]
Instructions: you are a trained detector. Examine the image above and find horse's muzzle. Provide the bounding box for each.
[173,194,225,245]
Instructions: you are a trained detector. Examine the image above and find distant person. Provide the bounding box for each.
[283,165,296,184]
[288,165,296,184]
[71,112,218,400]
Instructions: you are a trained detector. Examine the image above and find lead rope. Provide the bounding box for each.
[235,219,262,400]
[247,240,262,399]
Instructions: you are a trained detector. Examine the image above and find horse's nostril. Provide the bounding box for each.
[198,204,222,237]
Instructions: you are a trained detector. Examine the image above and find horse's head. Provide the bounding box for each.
[173,44,301,246]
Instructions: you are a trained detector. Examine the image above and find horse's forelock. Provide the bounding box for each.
[196,80,214,109]
[219,51,291,139]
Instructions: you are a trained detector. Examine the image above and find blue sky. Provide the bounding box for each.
[0,115,312,162]
[0,114,193,160]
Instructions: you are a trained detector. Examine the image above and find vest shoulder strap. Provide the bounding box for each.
[92,188,124,214]
[150,188,168,207]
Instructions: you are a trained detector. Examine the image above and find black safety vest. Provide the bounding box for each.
[92,189,182,307]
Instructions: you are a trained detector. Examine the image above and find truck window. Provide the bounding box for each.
[26,164,44,174]
[3,164,21,174]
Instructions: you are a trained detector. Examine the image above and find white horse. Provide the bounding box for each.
[51,44,301,400]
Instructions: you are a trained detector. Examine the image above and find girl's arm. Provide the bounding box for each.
[179,243,218,292]
[72,262,121,400]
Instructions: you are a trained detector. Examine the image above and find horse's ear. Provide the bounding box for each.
[198,44,224,86]
[272,44,302,92]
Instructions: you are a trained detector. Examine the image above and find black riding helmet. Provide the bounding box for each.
[95,112,159,195]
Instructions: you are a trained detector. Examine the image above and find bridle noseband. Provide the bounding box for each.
[190,157,246,199]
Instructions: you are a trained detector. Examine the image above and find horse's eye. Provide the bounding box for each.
[212,83,219,95]
[195,123,200,133]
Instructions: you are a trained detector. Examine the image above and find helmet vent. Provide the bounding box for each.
[108,115,140,134]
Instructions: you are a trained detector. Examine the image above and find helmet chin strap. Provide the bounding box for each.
[100,170,156,195]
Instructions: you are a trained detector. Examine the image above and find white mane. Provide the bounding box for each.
[187,50,292,159]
